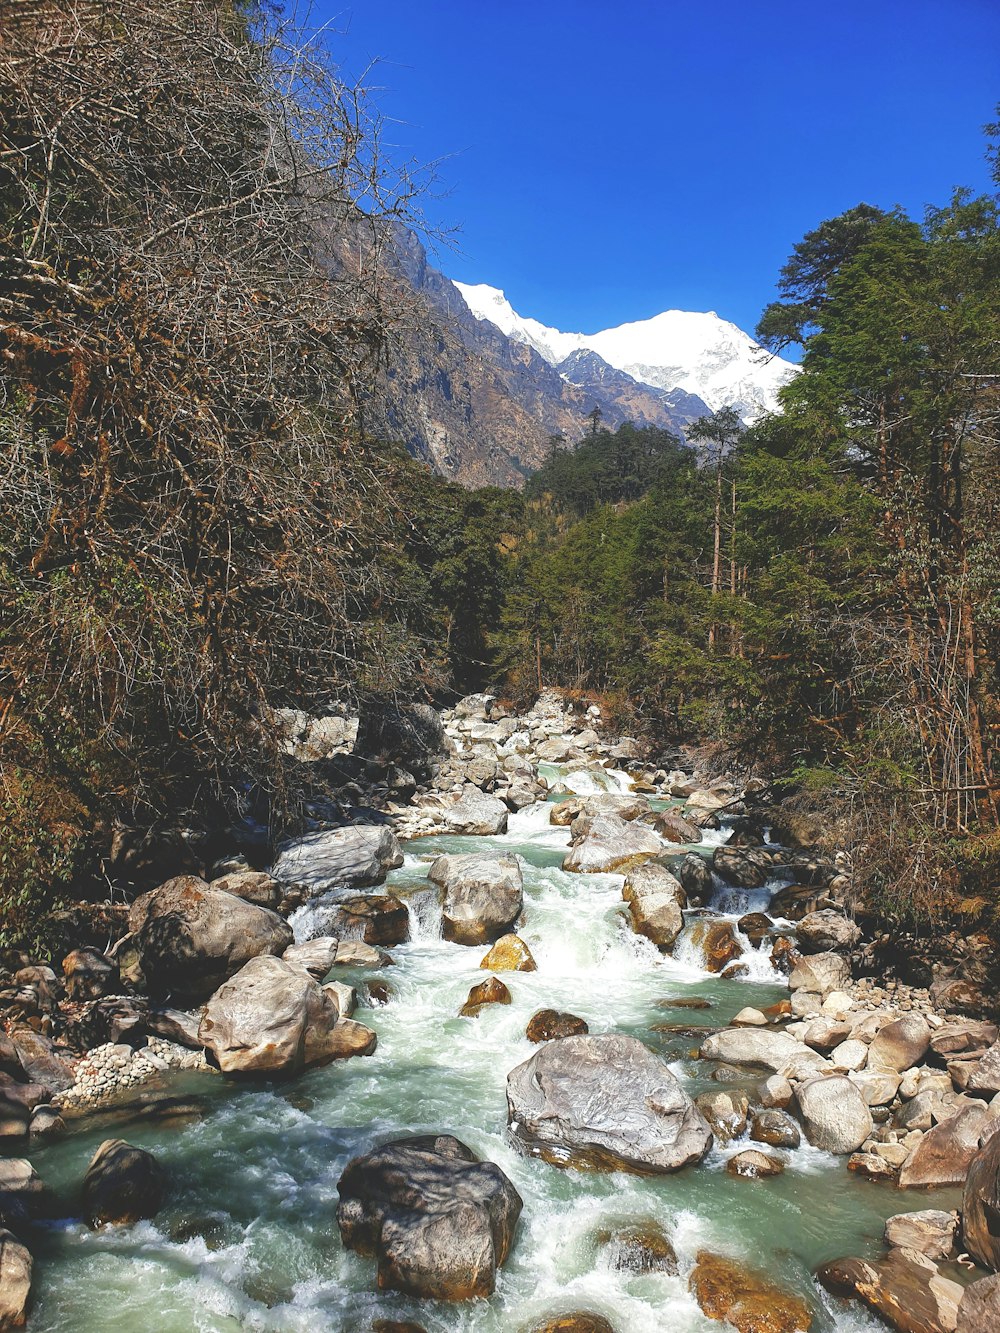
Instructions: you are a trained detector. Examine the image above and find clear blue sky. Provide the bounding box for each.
[320,0,999,340]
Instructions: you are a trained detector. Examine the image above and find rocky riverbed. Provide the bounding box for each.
[2,689,999,1331]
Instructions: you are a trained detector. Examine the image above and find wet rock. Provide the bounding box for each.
[131,877,293,1003]
[526,1010,588,1043]
[336,1134,521,1300]
[751,1109,801,1149]
[596,1220,677,1275]
[721,962,750,980]
[282,937,340,980]
[847,1153,899,1182]
[324,981,357,1017]
[527,1317,616,1333]
[82,1138,165,1227]
[428,853,524,946]
[867,1016,931,1074]
[726,1149,785,1179]
[795,1075,873,1153]
[479,934,536,972]
[506,1033,712,1174]
[883,1210,957,1260]
[732,1007,768,1027]
[271,825,404,894]
[690,1251,813,1333]
[563,814,663,874]
[442,787,509,836]
[659,996,713,1010]
[737,912,773,947]
[678,852,714,905]
[795,910,861,954]
[61,948,118,1002]
[332,940,392,968]
[816,1249,961,1333]
[682,919,742,973]
[758,1075,794,1109]
[363,979,392,1007]
[460,977,511,1018]
[695,1089,749,1142]
[549,795,647,825]
[712,847,768,890]
[199,955,371,1076]
[28,1104,65,1142]
[961,1130,1000,1270]
[957,1274,1000,1332]
[622,864,685,951]
[209,871,280,909]
[898,1105,990,1188]
[788,952,850,997]
[651,812,702,844]
[768,883,831,921]
[770,936,801,975]
[324,894,410,947]
[700,1028,826,1075]
[0,1160,45,1225]
[0,1229,32,1329]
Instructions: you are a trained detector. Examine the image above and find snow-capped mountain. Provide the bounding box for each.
[453,282,796,423]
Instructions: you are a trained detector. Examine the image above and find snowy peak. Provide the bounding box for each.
[452,281,796,422]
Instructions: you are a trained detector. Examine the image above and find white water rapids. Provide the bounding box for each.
[26,774,953,1331]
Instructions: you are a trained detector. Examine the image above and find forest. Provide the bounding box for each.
[1,0,998,947]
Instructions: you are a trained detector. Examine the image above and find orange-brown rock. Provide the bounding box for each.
[526,1009,588,1042]
[460,977,511,1018]
[479,934,536,972]
[528,1316,616,1333]
[690,1251,812,1333]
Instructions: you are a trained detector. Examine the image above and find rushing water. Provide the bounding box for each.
[25,775,960,1331]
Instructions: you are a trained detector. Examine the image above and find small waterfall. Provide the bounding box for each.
[401,886,442,942]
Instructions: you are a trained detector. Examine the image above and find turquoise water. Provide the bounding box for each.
[24,789,959,1331]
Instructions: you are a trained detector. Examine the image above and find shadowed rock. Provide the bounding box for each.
[82,1139,165,1228]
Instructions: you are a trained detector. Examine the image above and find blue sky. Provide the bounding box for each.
[321,0,1000,341]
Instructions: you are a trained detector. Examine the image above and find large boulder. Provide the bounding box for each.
[621,864,685,951]
[681,919,742,973]
[795,910,861,954]
[712,847,768,890]
[651,811,703,844]
[322,894,410,947]
[199,955,374,1076]
[336,1135,521,1300]
[690,1251,812,1333]
[898,1105,991,1189]
[700,1028,826,1076]
[883,1210,957,1260]
[354,702,450,781]
[480,935,536,972]
[82,1139,165,1228]
[549,795,647,826]
[270,826,403,895]
[817,1250,962,1333]
[962,1130,1000,1269]
[506,1033,712,1174]
[795,1075,873,1153]
[131,877,292,1003]
[788,952,851,996]
[678,853,714,906]
[867,1015,931,1073]
[562,814,663,874]
[442,787,509,836]
[0,1229,32,1330]
[428,854,524,946]
[958,1275,1000,1332]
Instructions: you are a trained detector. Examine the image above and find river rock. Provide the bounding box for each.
[788,952,850,997]
[442,787,509,836]
[270,825,403,894]
[506,1033,712,1173]
[622,864,685,950]
[596,1220,677,1274]
[737,912,773,946]
[526,1010,588,1042]
[700,1028,826,1075]
[323,894,410,947]
[961,1130,1000,1269]
[282,937,340,979]
[849,1070,902,1106]
[751,1109,801,1149]
[528,1317,615,1333]
[712,846,768,890]
[930,1020,998,1059]
[867,1016,931,1074]
[795,1075,873,1153]
[958,1275,1000,1332]
[695,1090,749,1141]
[965,1040,1000,1095]
[61,948,118,1002]
[726,1149,785,1179]
[930,978,989,1016]
[549,795,647,826]
[428,853,524,945]
[336,1135,521,1300]
[131,877,292,1003]
[682,919,742,973]
[82,1139,165,1227]
[690,1251,813,1333]
[795,910,861,954]
[898,1104,989,1188]
[678,852,714,905]
[0,1161,45,1226]
[332,940,391,968]
[0,1229,32,1329]
[323,981,356,1017]
[563,814,663,874]
[199,955,372,1076]
[883,1210,957,1260]
[817,1249,962,1333]
[652,812,702,844]
[460,977,511,1018]
[480,934,536,972]
[209,871,280,909]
